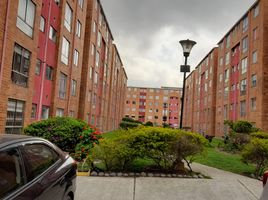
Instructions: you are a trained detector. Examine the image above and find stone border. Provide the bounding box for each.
[88,171,207,179]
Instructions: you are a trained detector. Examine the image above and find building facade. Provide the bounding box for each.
[0,0,127,134]
[184,0,268,137]
[125,87,182,128]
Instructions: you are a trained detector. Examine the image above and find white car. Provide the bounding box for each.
[260,171,268,200]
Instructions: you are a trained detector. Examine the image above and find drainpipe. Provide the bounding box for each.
[0,0,10,91]
[37,0,53,120]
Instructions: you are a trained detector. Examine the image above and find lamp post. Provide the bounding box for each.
[179,39,196,129]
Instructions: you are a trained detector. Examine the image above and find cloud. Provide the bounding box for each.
[101,0,256,87]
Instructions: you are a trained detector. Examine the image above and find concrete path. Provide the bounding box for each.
[75,163,263,200]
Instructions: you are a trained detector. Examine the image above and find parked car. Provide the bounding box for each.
[0,134,77,200]
[260,171,268,200]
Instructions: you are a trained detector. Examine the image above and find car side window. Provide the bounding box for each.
[0,148,24,198]
[21,143,59,182]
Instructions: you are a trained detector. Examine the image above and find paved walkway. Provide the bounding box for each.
[76,163,263,200]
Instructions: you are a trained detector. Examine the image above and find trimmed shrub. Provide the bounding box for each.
[119,121,140,129]
[251,132,268,140]
[24,117,101,161]
[233,121,253,134]
[144,121,154,127]
[24,117,87,152]
[242,138,268,176]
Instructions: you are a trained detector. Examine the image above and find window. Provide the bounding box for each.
[205,70,208,79]
[5,99,25,134]
[95,51,99,67]
[155,96,159,100]
[252,51,258,64]
[40,16,45,32]
[35,59,41,75]
[12,44,31,87]
[251,98,257,111]
[251,74,257,87]
[219,57,223,66]
[219,74,223,82]
[64,3,72,32]
[21,144,59,182]
[225,52,230,65]
[69,110,75,117]
[242,37,248,53]
[240,79,247,96]
[41,106,49,119]
[253,4,259,18]
[31,104,37,118]
[253,27,258,40]
[223,105,228,119]
[17,0,36,37]
[210,66,213,74]
[71,79,77,96]
[73,50,79,66]
[240,100,246,117]
[89,67,93,79]
[49,26,56,42]
[45,66,53,80]
[242,16,248,33]
[224,69,229,82]
[56,108,64,117]
[91,44,95,56]
[78,0,84,9]
[224,87,229,99]
[241,57,248,74]
[97,31,101,47]
[205,83,208,92]
[93,21,96,33]
[61,37,69,65]
[0,149,24,198]
[94,72,98,85]
[76,20,81,38]
[59,72,67,99]
[226,35,230,48]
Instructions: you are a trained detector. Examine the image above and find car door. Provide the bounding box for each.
[20,142,66,200]
[0,145,39,200]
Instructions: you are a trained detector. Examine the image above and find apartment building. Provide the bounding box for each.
[215,0,268,137]
[0,0,42,134]
[184,0,268,137]
[125,87,182,128]
[184,48,218,136]
[0,0,127,134]
[78,0,127,132]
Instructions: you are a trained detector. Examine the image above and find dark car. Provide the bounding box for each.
[0,134,77,200]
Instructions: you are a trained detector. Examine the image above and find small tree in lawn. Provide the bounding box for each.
[242,138,268,177]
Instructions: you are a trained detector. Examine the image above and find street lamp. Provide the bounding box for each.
[179,39,196,129]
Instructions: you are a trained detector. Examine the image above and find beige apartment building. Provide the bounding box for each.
[125,87,182,128]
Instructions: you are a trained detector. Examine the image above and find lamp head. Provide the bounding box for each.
[179,39,196,57]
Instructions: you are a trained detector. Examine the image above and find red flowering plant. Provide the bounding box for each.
[73,125,102,162]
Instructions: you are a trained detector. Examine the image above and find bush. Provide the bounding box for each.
[24,117,87,152]
[171,132,208,171]
[232,121,254,134]
[92,138,137,172]
[242,138,268,176]
[251,132,268,140]
[24,117,101,161]
[119,121,140,129]
[144,121,154,127]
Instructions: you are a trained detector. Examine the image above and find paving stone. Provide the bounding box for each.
[98,172,104,176]
[90,171,98,176]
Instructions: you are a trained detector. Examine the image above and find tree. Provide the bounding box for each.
[242,138,268,176]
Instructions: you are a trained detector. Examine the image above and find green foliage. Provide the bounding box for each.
[223,120,256,152]
[24,117,101,162]
[251,132,268,140]
[119,117,142,129]
[144,121,154,127]
[171,132,208,171]
[242,138,268,176]
[24,117,87,152]
[232,121,254,134]
[125,127,178,168]
[162,123,171,128]
[92,138,137,172]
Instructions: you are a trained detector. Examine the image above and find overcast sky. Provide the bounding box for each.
[101,0,256,88]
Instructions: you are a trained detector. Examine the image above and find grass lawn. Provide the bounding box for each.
[194,138,255,175]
